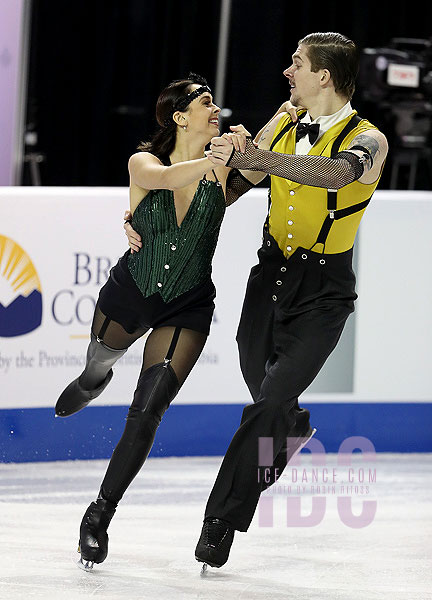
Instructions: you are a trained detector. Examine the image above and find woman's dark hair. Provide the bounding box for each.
[138,73,209,163]
[298,32,359,100]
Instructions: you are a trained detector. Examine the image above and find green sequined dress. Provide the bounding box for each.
[127,177,226,303]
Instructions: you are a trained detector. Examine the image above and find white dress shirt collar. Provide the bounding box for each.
[295,102,354,155]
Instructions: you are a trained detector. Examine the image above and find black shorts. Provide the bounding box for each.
[98,251,216,335]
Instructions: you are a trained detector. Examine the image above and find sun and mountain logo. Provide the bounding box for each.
[0,235,42,337]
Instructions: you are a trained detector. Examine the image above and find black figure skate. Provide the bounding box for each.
[77,497,117,571]
[195,517,234,572]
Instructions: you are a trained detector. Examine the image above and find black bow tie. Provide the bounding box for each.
[295,122,320,144]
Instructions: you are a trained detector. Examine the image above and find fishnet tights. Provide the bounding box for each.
[91,303,207,387]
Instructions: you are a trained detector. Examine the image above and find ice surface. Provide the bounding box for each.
[0,454,431,599]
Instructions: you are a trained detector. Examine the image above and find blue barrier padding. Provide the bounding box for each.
[0,402,431,463]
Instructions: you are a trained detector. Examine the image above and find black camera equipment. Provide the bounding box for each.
[358,38,432,189]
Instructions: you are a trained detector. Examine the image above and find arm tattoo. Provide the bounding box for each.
[257,125,271,145]
[352,134,380,161]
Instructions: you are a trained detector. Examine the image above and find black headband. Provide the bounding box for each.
[163,73,211,128]
[173,85,211,112]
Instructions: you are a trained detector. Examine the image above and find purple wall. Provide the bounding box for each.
[0,0,25,185]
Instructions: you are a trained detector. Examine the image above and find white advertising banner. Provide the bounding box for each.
[1,187,431,410]
[0,186,267,409]
[354,191,432,400]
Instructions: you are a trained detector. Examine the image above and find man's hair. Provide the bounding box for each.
[298,32,359,100]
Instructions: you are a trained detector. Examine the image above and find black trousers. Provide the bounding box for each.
[205,231,357,531]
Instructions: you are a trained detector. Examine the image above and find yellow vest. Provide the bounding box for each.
[268,111,383,257]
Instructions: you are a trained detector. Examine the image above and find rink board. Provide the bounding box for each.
[1,402,432,462]
[1,187,431,461]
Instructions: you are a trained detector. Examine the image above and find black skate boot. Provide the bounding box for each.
[195,517,234,569]
[56,333,127,417]
[77,496,117,571]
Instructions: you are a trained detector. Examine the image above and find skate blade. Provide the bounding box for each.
[77,557,95,572]
[196,556,221,571]
[295,427,316,456]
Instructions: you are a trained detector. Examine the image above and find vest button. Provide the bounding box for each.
[171,244,177,251]
[289,190,295,196]
[280,266,286,272]
[302,254,307,260]
[157,282,163,287]
[320,259,326,265]
[288,233,293,239]
[267,240,271,246]
[164,264,170,269]
[288,205,294,210]
[276,280,282,285]
[287,246,292,252]
[288,220,293,225]
[272,295,277,301]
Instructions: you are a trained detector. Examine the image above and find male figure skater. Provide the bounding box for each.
[193,31,388,568]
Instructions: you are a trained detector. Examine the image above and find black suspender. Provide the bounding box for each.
[269,122,295,151]
[330,115,362,158]
[326,114,362,218]
[267,112,306,214]
[311,113,369,251]
[269,111,306,151]
[311,197,371,250]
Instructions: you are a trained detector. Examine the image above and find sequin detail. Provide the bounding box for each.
[127,180,225,303]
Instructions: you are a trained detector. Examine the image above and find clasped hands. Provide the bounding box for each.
[206,124,253,166]
[206,99,299,165]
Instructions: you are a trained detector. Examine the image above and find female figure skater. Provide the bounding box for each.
[55,73,257,570]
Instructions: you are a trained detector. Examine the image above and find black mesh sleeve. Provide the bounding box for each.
[226,137,364,189]
[224,168,256,207]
